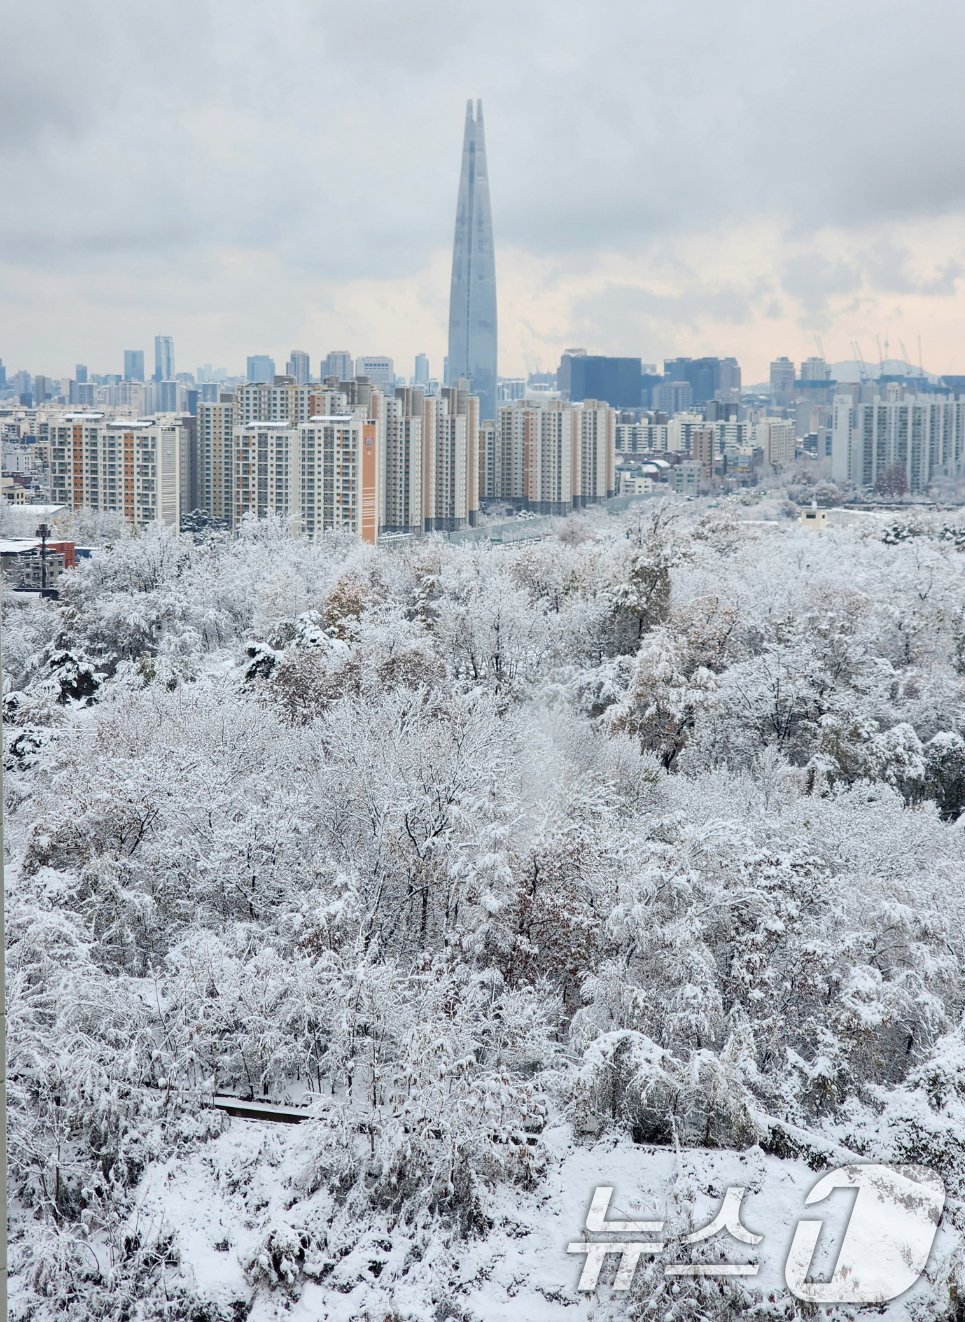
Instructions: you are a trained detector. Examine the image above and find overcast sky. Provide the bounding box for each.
[5,0,965,383]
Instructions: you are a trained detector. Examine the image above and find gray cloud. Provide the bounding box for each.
[4,0,965,375]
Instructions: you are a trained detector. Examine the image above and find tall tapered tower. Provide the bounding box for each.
[447,99,497,423]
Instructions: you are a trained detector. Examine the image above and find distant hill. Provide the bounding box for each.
[829,357,936,383]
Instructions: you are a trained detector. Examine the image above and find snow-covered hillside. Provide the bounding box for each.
[4,503,964,1319]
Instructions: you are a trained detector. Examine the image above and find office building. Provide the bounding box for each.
[124,349,145,382]
[559,350,642,409]
[354,356,395,389]
[652,380,694,414]
[154,335,175,382]
[322,350,353,380]
[800,356,830,382]
[413,353,430,387]
[247,355,276,384]
[447,99,498,423]
[286,350,311,386]
[155,380,181,413]
[662,356,741,405]
[769,356,795,408]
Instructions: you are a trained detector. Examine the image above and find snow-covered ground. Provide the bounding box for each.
[130,1116,959,1321]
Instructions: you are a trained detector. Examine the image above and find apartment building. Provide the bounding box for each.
[48,414,183,527]
[233,416,378,543]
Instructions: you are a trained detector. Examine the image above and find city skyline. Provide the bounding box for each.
[4,1,965,383]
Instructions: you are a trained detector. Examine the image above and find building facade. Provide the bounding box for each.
[48,415,183,527]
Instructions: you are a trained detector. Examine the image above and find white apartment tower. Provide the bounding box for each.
[196,398,235,524]
[423,384,479,531]
[487,398,616,514]
[380,388,425,535]
[232,417,379,543]
[48,415,183,527]
[832,392,965,493]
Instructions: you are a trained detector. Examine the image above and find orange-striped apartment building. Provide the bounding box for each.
[48,414,184,528]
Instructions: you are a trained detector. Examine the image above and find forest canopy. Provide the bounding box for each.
[4,503,965,1320]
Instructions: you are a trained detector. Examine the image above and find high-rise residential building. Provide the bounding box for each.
[48,415,184,527]
[154,335,175,382]
[447,99,497,423]
[235,380,316,426]
[755,418,796,468]
[692,424,716,483]
[483,398,616,513]
[615,421,670,454]
[832,392,965,493]
[322,350,353,380]
[380,387,425,535]
[354,356,395,388]
[102,380,147,412]
[196,397,236,525]
[246,355,276,384]
[559,351,642,409]
[422,384,479,530]
[575,399,616,505]
[769,356,795,408]
[124,349,145,382]
[232,416,378,544]
[413,353,430,387]
[286,350,311,385]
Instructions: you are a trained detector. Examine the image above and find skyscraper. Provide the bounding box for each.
[155,335,175,382]
[286,350,311,385]
[769,356,795,408]
[124,349,145,381]
[322,350,353,380]
[447,99,497,423]
[247,354,276,384]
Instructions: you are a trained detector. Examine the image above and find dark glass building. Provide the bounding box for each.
[559,352,643,408]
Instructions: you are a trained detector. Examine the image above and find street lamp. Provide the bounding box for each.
[36,522,51,595]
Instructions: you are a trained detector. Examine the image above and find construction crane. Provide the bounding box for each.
[851,340,869,382]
